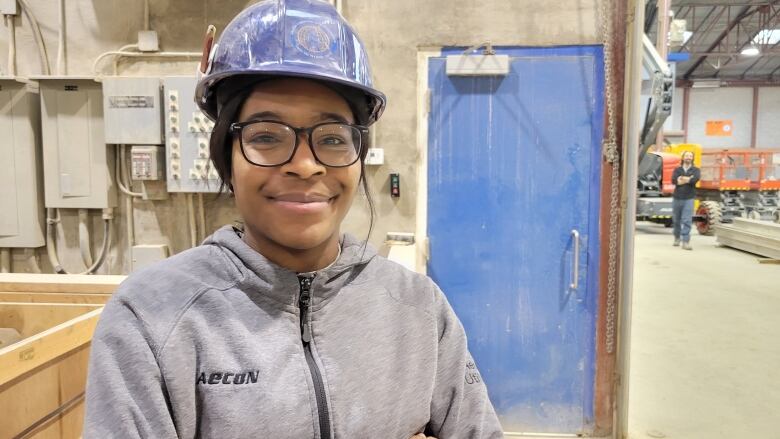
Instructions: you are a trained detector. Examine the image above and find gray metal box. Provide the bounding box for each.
[131,244,170,271]
[102,77,163,145]
[163,76,219,193]
[37,77,116,209]
[0,79,45,248]
[130,145,165,180]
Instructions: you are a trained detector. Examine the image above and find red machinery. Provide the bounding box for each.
[695,149,780,234]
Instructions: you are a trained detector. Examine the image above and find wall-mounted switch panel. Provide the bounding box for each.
[102,77,163,145]
[0,79,45,248]
[36,77,116,209]
[163,76,219,193]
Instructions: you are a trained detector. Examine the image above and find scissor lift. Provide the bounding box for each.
[696,149,780,235]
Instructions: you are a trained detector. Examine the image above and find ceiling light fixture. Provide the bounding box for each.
[741,44,760,56]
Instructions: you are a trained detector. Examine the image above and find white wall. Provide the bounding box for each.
[667,85,684,132]
[675,86,780,149]
[687,87,753,148]
[756,88,780,149]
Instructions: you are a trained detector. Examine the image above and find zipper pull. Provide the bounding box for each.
[298,276,313,343]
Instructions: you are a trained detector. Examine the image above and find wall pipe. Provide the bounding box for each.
[5,15,15,76]
[616,0,646,435]
[17,0,50,74]
[24,249,41,273]
[144,0,150,31]
[56,0,66,75]
[0,248,10,273]
[78,209,94,267]
[46,208,112,275]
[115,146,137,262]
[187,194,197,248]
[116,145,143,197]
[93,51,200,76]
[197,193,206,243]
[112,44,139,75]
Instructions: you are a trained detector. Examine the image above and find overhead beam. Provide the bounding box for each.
[677,6,719,53]
[770,62,780,77]
[716,4,780,76]
[645,1,658,34]
[683,5,753,79]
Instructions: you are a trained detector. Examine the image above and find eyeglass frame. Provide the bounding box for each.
[229,120,370,168]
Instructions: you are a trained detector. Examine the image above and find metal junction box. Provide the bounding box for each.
[102,77,163,145]
[0,79,45,248]
[130,145,165,180]
[36,77,116,209]
[163,76,219,193]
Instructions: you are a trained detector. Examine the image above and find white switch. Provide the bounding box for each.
[365,148,384,165]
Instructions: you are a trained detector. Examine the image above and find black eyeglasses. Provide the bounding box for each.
[230,120,369,168]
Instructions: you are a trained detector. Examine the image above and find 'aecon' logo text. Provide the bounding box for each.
[197,370,260,385]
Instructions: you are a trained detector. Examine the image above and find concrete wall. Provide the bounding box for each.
[0,0,600,274]
[757,88,780,149]
[674,86,780,149]
[687,87,753,148]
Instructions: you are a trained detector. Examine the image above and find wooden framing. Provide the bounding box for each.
[0,274,123,439]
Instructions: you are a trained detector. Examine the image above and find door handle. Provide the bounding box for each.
[570,230,580,290]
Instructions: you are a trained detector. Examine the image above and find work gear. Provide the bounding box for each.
[84,226,503,438]
[195,0,386,126]
[672,165,701,200]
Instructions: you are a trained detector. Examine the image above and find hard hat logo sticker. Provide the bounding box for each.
[293,22,333,58]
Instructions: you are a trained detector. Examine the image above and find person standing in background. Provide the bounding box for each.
[671,151,700,250]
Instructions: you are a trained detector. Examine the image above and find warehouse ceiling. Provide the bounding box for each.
[646,0,780,81]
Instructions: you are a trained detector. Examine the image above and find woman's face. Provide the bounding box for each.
[230,79,361,251]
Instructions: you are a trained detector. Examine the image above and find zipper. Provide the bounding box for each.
[298,275,331,439]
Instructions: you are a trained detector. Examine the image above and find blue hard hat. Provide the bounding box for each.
[195,0,386,125]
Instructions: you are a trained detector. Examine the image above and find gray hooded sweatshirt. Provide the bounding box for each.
[84,225,502,438]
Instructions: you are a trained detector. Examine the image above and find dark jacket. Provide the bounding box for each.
[672,165,700,200]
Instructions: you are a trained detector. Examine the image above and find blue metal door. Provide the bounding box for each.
[426,46,603,434]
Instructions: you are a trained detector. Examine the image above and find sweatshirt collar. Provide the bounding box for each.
[204,225,376,309]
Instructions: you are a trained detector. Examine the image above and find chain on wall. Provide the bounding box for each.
[600,0,621,355]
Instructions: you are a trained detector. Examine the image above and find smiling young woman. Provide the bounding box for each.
[83,1,502,438]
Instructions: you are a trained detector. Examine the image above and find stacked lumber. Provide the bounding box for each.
[0,274,124,439]
[715,218,780,260]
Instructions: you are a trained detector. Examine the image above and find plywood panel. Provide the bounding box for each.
[0,303,101,339]
[0,344,90,439]
[0,307,102,387]
[0,273,124,294]
[0,292,111,304]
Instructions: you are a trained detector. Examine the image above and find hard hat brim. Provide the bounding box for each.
[196,69,386,125]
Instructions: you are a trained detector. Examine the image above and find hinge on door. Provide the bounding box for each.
[425,89,431,115]
[423,237,430,261]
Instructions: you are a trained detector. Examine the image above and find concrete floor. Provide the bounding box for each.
[627,222,780,439]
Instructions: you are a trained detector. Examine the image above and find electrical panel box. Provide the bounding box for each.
[36,77,116,209]
[0,0,18,15]
[130,145,165,180]
[102,77,163,145]
[365,148,384,165]
[131,244,169,271]
[0,79,45,248]
[163,76,219,193]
